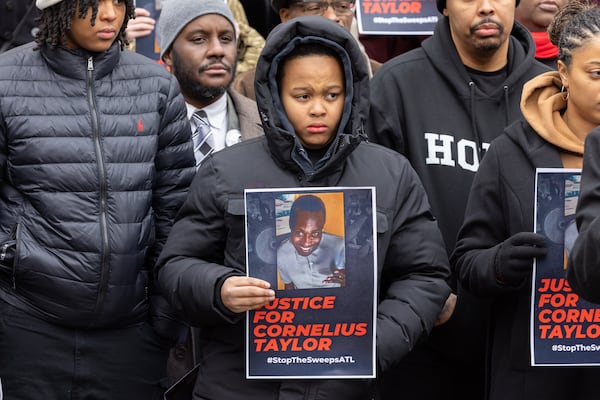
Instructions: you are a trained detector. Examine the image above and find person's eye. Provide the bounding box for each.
[326,92,340,100]
[220,35,234,43]
[304,3,323,12]
[295,94,310,101]
[191,36,207,44]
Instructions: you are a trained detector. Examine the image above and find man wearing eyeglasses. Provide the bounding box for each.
[232,0,380,101]
[276,0,354,26]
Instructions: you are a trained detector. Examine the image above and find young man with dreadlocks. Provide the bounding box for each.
[0,0,196,399]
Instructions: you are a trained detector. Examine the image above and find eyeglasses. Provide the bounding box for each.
[290,1,356,16]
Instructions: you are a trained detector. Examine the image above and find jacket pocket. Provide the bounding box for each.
[376,210,388,234]
[373,210,389,277]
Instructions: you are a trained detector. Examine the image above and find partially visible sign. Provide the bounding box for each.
[356,0,439,35]
[133,0,162,60]
[531,168,600,366]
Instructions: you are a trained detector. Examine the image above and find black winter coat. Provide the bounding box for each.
[0,42,196,329]
[157,16,451,400]
[568,128,600,303]
[452,122,600,400]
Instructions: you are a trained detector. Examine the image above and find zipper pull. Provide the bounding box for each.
[87,56,94,71]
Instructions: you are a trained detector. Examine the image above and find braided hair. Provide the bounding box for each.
[35,0,135,50]
[548,0,600,66]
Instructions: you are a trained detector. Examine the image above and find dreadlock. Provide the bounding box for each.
[35,0,135,50]
[548,0,600,66]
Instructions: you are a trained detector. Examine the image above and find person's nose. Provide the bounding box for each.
[98,0,118,21]
[207,36,226,58]
[322,4,341,24]
[477,0,495,16]
[310,99,327,117]
[302,235,313,247]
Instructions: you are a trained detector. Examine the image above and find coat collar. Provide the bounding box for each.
[40,42,121,81]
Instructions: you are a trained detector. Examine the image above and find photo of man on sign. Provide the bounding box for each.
[276,194,346,289]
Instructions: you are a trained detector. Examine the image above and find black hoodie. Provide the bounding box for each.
[368,17,550,255]
[366,14,551,398]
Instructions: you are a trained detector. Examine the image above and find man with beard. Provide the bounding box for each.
[158,0,263,169]
[366,0,550,399]
[156,0,263,386]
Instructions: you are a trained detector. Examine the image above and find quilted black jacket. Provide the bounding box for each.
[0,41,195,328]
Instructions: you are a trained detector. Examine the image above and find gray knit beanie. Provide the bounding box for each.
[158,0,236,59]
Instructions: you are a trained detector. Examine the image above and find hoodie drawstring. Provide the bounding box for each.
[503,85,511,125]
[468,83,512,161]
[468,81,485,160]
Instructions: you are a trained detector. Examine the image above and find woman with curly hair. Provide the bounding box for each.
[452,1,600,398]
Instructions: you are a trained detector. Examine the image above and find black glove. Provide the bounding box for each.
[495,232,547,286]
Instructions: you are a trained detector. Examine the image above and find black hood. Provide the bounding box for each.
[254,16,370,180]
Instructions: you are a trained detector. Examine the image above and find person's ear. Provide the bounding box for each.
[557,60,569,91]
[162,50,173,69]
[279,8,291,22]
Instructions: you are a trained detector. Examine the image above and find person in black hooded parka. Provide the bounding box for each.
[156,15,451,400]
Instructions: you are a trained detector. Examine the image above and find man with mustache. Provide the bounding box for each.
[158,0,263,169]
[366,0,551,399]
[156,0,263,386]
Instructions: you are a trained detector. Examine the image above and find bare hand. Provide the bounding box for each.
[221,276,275,314]
[125,8,156,41]
[435,292,456,326]
[322,269,345,286]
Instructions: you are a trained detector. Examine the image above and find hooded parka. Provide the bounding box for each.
[157,16,451,400]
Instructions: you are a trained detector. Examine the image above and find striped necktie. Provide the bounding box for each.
[191,109,214,167]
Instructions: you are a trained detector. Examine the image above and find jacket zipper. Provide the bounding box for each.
[87,56,110,324]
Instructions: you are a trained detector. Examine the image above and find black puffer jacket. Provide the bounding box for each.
[157,16,450,399]
[0,42,195,329]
